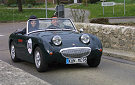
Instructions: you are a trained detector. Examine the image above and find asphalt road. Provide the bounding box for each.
[0,22,135,85]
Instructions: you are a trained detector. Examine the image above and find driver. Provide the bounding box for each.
[47,15,60,29]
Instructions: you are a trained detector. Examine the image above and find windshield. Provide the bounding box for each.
[27,18,76,34]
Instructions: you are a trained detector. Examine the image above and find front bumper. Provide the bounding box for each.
[46,47,102,64]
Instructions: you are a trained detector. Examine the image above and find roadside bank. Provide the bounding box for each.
[0,60,51,85]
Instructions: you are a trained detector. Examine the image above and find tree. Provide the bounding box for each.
[17,0,22,12]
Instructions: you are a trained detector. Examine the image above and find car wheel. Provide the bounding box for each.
[34,47,48,72]
[87,57,101,67]
[10,42,20,62]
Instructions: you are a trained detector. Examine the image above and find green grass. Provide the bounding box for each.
[108,0,135,4]
[0,4,7,8]
[0,9,55,22]
[3,2,56,8]
[67,3,135,19]
[0,2,56,22]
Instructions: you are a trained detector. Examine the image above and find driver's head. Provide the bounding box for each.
[29,15,38,28]
[30,20,36,27]
[51,15,58,26]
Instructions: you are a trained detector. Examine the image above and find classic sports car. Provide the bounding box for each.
[9,18,103,72]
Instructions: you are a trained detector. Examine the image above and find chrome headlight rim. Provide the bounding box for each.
[52,35,62,46]
[80,34,90,44]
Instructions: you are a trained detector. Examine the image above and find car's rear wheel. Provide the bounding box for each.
[34,47,48,72]
[10,42,20,62]
[87,57,101,67]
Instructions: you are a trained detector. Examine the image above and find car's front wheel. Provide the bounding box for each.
[10,42,20,62]
[34,47,48,72]
[87,57,101,67]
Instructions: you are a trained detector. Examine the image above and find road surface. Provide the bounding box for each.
[0,22,135,85]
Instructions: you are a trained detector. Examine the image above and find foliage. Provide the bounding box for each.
[22,2,56,8]
[25,0,36,5]
[7,0,17,6]
[82,0,88,6]
[70,9,86,22]
[90,18,109,24]
[27,4,32,8]
[82,0,100,6]
[89,0,100,4]
[69,0,74,3]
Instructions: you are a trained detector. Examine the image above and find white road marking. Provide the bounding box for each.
[0,35,5,37]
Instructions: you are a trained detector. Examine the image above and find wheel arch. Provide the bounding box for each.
[9,39,13,51]
[89,34,103,49]
[32,44,39,56]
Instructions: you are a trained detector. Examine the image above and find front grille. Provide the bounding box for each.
[60,47,91,58]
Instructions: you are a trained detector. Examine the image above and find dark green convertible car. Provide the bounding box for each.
[9,18,102,72]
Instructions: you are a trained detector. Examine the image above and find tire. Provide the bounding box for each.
[87,57,101,67]
[34,47,48,72]
[10,42,20,62]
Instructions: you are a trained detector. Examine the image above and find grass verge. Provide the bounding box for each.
[66,3,135,19]
[0,9,55,22]
[0,2,56,8]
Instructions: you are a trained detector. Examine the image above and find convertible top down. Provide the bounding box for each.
[9,18,103,72]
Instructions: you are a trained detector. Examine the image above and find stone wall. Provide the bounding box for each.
[75,23,135,52]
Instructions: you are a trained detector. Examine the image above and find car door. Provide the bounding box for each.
[15,34,32,61]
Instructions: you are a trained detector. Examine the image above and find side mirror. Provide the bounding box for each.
[14,29,24,35]
[79,28,84,33]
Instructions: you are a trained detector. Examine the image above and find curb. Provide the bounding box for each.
[103,48,135,62]
[103,52,135,62]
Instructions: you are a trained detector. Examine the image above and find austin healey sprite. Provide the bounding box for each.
[9,18,103,72]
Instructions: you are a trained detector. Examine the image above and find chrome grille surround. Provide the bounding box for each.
[60,47,91,58]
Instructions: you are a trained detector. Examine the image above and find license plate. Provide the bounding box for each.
[66,57,87,64]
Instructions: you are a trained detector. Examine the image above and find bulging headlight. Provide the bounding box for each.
[52,35,62,46]
[81,34,90,44]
